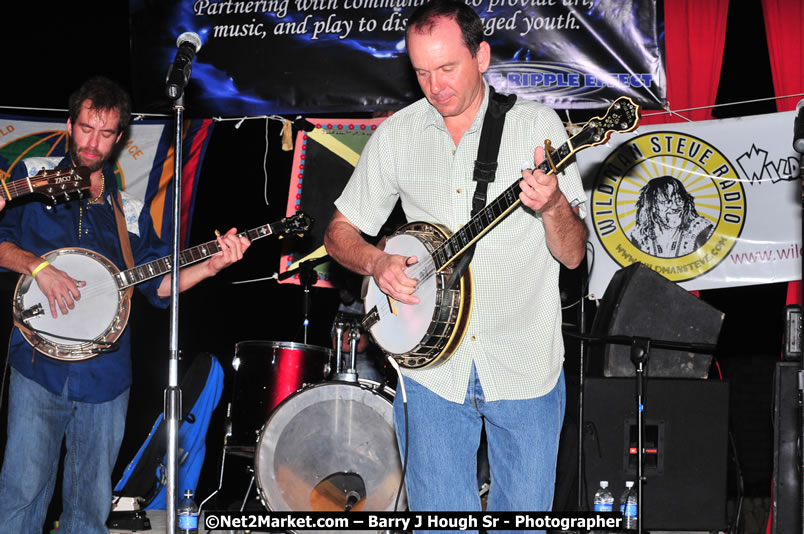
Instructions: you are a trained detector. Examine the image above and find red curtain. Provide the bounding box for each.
[641,0,730,298]
[640,0,730,125]
[762,0,804,113]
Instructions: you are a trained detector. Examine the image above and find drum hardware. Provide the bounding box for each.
[331,312,362,382]
[220,334,406,529]
[312,472,367,512]
[277,254,330,344]
[193,401,236,518]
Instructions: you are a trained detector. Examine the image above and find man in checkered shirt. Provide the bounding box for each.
[325,0,588,528]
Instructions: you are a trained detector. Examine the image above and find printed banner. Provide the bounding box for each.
[578,110,802,297]
[129,0,664,116]
[0,115,214,248]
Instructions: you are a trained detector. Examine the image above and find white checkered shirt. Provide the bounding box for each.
[335,82,587,403]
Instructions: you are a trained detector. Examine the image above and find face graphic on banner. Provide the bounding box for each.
[629,176,715,258]
[66,101,123,172]
[407,16,490,130]
[652,180,685,228]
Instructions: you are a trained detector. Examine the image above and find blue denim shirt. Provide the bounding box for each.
[0,157,170,402]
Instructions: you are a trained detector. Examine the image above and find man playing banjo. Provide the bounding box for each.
[0,76,250,533]
[325,0,588,530]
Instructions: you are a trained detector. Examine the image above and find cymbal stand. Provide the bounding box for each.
[298,261,318,344]
[577,275,587,511]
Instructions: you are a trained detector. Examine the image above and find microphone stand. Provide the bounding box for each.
[564,329,717,534]
[164,92,184,534]
[278,256,329,344]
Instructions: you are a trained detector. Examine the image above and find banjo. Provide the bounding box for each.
[2,166,91,204]
[362,96,640,369]
[13,212,312,361]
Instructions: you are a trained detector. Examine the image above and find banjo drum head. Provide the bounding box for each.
[21,249,120,348]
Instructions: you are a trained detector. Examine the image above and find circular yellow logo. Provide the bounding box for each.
[591,132,746,282]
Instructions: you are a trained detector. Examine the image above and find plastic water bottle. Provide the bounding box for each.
[593,480,614,512]
[618,481,634,516]
[623,482,638,530]
[177,489,199,534]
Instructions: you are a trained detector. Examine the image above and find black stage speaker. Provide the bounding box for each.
[772,362,800,533]
[591,263,725,378]
[583,377,729,531]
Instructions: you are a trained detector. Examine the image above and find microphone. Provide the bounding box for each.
[793,99,804,154]
[165,32,202,100]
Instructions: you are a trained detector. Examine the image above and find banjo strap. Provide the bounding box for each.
[113,192,136,301]
[113,191,135,270]
[446,85,516,289]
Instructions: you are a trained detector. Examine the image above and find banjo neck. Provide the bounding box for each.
[114,223,275,289]
[1,166,91,203]
[13,212,312,361]
[431,139,575,273]
[432,95,639,273]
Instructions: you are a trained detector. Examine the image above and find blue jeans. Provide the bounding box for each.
[0,368,129,534]
[394,366,565,534]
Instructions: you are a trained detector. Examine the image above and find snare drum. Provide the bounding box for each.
[255,379,406,532]
[229,340,331,446]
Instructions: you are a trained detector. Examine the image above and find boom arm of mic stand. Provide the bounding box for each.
[563,329,718,354]
[277,254,330,281]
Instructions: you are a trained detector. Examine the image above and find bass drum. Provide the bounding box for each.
[255,380,406,531]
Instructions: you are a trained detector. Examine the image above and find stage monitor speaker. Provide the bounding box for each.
[583,377,729,531]
[772,362,800,533]
[591,262,724,378]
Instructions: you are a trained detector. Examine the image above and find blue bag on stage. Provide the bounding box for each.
[113,352,224,509]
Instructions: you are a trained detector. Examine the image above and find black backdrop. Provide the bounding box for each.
[1,0,791,529]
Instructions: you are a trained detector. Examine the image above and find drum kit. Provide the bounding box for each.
[217,312,407,531]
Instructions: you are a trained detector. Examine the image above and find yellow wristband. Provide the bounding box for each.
[31,260,50,278]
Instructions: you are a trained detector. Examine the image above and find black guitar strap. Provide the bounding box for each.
[447,85,516,289]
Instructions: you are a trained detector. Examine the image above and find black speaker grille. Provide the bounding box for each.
[583,377,729,530]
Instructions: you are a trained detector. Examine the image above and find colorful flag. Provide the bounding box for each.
[0,114,214,248]
[281,118,386,288]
